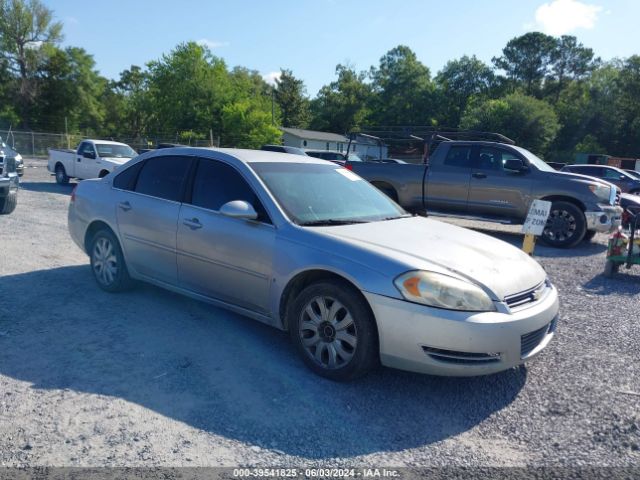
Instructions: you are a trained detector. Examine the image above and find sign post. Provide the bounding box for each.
[521,200,552,255]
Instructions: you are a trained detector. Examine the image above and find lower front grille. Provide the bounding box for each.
[422,346,501,365]
[520,318,556,358]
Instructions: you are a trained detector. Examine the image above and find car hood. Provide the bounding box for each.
[101,157,134,165]
[316,216,547,300]
[554,170,614,186]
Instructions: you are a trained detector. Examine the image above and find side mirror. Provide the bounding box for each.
[83,151,96,159]
[504,158,526,172]
[219,200,258,220]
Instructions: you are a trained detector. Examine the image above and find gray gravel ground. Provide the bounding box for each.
[0,158,638,468]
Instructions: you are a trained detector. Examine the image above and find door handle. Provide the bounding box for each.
[118,201,132,212]
[472,172,487,179]
[183,218,202,230]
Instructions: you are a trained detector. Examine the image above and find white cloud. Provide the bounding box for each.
[262,71,281,86]
[195,38,229,49]
[531,0,603,35]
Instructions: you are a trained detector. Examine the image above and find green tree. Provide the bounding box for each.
[34,46,106,133]
[369,45,434,125]
[0,0,62,125]
[310,64,371,133]
[493,32,557,96]
[435,55,495,126]
[145,42,231,135]
[547,35,598,101]
[274,69,309,128]
[460,93,560,155]
[221,100,281,148]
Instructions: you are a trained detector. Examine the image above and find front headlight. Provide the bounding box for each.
[589,183,611,203]
[394,271,496,312]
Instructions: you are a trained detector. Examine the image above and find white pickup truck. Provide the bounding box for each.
[48,139,137,184]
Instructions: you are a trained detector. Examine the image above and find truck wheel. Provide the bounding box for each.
[288,280,379,381]
[55,164,69,184]
[604,260,619,278]
[0,190,17,214]
[89,229,133,292]
[583,230,597,242]
[540,201,586,248]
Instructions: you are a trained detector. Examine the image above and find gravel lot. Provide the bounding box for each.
[0,158,638,469]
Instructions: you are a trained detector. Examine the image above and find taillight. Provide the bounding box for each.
[70,185,77,203]
[345,163,353,171]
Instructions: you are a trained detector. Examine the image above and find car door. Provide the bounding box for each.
[467,146,533,219]
[77,142,99,179]
[177,157,275,314]
[425,144,473,213]
[114,155,193,286]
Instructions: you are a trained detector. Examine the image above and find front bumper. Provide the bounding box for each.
[586,205,622,232]
[364,284,559,376]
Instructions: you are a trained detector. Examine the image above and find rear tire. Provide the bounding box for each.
[89,229,133,292]
[0,190,17,214]
[55,164,69,184]
[98,170,109,178]
[540,201,586,248]
[288,280,379,381]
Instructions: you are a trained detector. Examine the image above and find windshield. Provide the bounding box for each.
[249,162,407,225]
[347,154,363,162]
[512,146,556,173]
[95,143,136,158]
[626,170,640,180]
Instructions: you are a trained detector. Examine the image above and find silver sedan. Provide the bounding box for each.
[68,147,559,381]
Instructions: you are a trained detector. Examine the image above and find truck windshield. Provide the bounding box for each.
[96,144,136,158]
[249,162,407,225]
[513,146,556,173]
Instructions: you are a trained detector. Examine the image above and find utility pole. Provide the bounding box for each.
[271,88,275,125]
[64,116,69,149]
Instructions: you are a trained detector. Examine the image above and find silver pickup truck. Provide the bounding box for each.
[348,140,622,248]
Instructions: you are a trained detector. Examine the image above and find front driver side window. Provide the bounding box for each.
[190,158,271,223]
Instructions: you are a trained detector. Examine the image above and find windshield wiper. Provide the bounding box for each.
[380,214,412,221]
[298,219,370,226]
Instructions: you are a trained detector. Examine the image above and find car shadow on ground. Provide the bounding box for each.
[19,181,77,195]
[0,266,527,459]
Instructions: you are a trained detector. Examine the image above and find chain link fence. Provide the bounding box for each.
[0,130,219,157]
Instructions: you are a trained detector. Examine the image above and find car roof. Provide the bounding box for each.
[144,146,330,165]
[86,139,131,146]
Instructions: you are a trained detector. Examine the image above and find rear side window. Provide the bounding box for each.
[134,156,192,202]
[113,160,145,191]
[443,146,473,168]
[190,158,270,223]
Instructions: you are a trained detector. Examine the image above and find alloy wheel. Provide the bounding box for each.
[298,296,358,370]
[544,208,577,242]
[92,237,118,286]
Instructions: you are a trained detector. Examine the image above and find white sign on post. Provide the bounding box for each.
[522,200,552,236]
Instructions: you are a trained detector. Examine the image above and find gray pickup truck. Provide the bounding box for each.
[0,149,19,214]
[348,140,622,248]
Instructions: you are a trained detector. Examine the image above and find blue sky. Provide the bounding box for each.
[50,0,638,96]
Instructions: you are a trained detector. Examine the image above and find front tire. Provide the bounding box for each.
[288,281,379,381]
[55,164,69,184]
[89,229,133,292]
[540,201,586,248]
[0,190,17,214]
